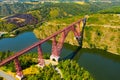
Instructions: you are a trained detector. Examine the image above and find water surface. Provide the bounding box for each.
[73,49,120,80]
[0,32,120,80]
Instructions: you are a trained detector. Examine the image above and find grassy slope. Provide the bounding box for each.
[34,14,120,54]
[0,3,119,54]
[84,14,120,54]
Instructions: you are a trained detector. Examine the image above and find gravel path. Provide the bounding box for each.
[0,70,15,80]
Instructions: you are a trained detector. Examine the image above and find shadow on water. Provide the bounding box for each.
[60,18,86,61]
[60,47,120,63]
[60,47,120,80]
[60,46,82,61]
[82,48,120,63]
[70,48,120,80]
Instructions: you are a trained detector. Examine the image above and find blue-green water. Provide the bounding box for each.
[0,32,38,51]
[0,32,120,80]
[0,32,72,56]
[73,49,120,80]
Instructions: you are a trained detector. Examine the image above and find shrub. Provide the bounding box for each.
[58,60,93,80]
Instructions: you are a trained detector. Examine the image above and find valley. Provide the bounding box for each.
[0,1,120,80]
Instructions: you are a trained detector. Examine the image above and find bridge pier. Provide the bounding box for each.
[72,20,84,46]
[14,58,23,80]
[74,18,86,47]
[75,36,82,47]
[50,31,68,62]
[50,36,60,62]
[38,45,45,67]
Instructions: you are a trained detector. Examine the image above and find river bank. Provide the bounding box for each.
[0,26,34,40]
[34,23,120,55]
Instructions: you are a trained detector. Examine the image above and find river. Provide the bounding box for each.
[0,32,120,80]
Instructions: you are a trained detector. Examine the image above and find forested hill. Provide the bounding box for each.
[0,2,120,53]
[19,0,120,2]
[0,3,41,17]
[0,2,120,32]
[90,0,120,2]
[18,0,120,2]
[0,2,120,17]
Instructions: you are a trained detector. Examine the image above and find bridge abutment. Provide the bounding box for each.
[16,75,24,80]
[50,55,60,62]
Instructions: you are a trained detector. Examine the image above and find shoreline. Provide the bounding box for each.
[0,31,119,56]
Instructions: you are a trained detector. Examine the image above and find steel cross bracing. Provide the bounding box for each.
[0,18,86,79]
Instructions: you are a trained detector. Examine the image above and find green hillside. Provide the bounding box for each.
[0,2,120,32]
[0,2,120,54]
[0,2,120,80]
[33,14,120,54]
[0,3,41,17]
[99,6,120,14]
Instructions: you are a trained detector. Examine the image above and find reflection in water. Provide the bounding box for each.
[73,48,120,80]
[61,47,120,80]
[60,46,81,61]
[75,48,120,63]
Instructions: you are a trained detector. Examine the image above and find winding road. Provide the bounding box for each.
[0,70,15,80]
